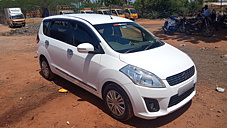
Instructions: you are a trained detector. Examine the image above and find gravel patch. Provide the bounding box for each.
[2,23,40,36]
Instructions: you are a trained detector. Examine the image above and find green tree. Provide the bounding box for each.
[188,1,203,16]
[205,0,218,2]
[0,0,77,12]
[134,0,203,19]
[103,0,124,6]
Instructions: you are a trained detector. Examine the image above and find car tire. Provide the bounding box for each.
[103,83,133,121]
[40,57,55,80]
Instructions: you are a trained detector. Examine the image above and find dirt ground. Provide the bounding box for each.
[0,18,226,128]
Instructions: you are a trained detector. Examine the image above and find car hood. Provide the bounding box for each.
[119,44,194,79]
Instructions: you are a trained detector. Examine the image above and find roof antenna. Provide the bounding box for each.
[109,15,113,19]
[109,5,113,19]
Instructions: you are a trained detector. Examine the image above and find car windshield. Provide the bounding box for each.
[11,14,24,19]
[94,22,164,53]
[116,10,124,15]
[103,10,111,15]
[130,9,137,14]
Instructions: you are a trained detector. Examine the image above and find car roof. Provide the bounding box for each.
[44,14,132,25]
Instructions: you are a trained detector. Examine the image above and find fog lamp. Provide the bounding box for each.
[144,98,160,112]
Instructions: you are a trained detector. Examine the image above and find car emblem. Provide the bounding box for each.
[182,72,187,79]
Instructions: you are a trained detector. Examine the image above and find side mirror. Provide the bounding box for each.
[77,43,94,53]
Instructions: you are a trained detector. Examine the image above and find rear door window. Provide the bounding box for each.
[49,20,70,43]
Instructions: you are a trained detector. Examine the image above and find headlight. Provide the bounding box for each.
[120,65,165,88]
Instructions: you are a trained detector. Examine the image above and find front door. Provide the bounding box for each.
[65,20,102,92]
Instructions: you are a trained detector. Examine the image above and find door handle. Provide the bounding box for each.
[67,49,73,55]
[45,40,49,45]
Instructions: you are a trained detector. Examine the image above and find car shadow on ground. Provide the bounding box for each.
[124,101,191,128]
[141,24,227,44]
[52,75,192,128]
[52,75,108,113]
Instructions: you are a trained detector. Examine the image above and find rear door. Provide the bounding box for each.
[44,18,103,92]
[45,19,72,75]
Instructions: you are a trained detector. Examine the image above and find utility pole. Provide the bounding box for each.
[220,0,222,10]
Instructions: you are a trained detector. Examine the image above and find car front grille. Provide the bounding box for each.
[168,85,195,108]
[166,66,195,86]
[14,21,24,24]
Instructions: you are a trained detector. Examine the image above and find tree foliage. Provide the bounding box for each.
[0,0,77,12]
[134,0,204,19]
[0,0,207,19]
[205,0,218,2]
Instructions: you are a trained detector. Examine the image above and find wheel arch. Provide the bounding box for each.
[101,81,132,101]
[101,81,116,99]
[39,54,47,66]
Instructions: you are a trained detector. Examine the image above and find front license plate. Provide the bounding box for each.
[178,80,194,96]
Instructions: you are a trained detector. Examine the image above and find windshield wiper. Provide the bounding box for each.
[144,43,155,50]
[124,45,143,53]
[144,40,161,50]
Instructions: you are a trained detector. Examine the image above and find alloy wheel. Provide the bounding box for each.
[106,90,126,116]
[41,61,50,78]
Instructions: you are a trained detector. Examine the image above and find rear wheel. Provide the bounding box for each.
[103,83,133,121]
[202,25,214,37]
[40,57,55,80]
[168,29,175,35]
[185,26,192,35]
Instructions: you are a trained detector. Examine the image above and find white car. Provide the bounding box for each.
[37,14,197,121]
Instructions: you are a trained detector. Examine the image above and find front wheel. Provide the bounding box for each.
[202,25,214,37]
[103,84,133,121]
[162,26,167,34]
[9,23,13,28]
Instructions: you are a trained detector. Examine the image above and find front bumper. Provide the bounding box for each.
[124,73,197,120]
[12,21,25,27]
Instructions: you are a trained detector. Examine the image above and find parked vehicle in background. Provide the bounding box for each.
[80,8,95,14]
[162,16,178,35]
[37,14,197,121]
[163,16,187,35]
[111,8,125,17]
[185,16,215,37]
[124,8,138,21]
[97,7,111,15]
[26,9,42,18]
[4,8,25,28]
[57,5,74,14]
[176,17,187,33]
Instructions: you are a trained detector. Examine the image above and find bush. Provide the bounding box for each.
[146,11,160,19]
